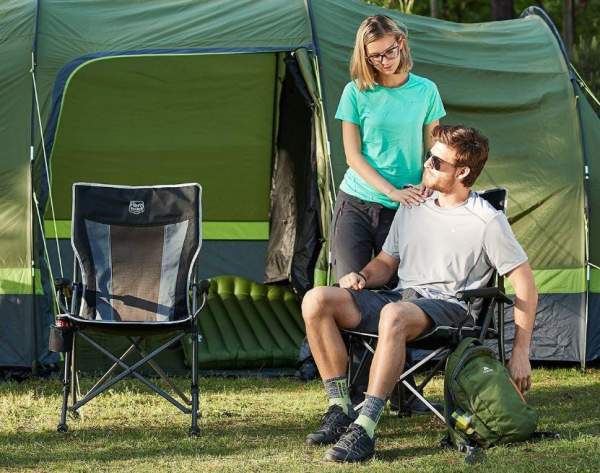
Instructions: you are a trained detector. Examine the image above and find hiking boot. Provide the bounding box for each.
[324,423,375,463]
[305,405,354,446]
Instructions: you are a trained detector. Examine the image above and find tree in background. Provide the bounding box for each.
[491,0,514,19]
[373,0,416,12]
[563,0,575,55]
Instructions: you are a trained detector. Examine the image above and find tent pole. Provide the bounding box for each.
[29,52,39,375]
[305,0,337,285]
[575,84,591,371]
[309,54,336,285]
[28,0,41,376]
[584,221,590,371]
[29,145,38,376]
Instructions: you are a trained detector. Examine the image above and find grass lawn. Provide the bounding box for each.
[1,368,599,472]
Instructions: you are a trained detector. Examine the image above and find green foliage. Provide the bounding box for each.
[370,0,417,13]
[573,34,600,112]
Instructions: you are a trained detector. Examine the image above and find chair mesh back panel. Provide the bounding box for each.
[72,184,201,322]
[479,188,506,212]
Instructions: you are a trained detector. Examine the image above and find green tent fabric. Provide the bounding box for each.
[309,0,593,363]
[579,84,600,360]
[48,53,277,224]
[313,0,586,271]
[0,1,40,367]
[0,0,599,370]
[1,0,324,370]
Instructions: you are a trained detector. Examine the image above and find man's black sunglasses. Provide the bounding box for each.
[426,150,458,171]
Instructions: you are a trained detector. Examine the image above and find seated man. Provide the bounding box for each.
[302,125,537,463]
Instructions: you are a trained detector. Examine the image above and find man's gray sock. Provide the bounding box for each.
[323,376,354,417]
[354,394,386,438]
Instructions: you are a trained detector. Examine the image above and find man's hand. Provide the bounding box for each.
[507,347,532,394]
[338,272,366,291]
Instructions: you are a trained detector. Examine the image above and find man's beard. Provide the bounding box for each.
[424,174,453,194]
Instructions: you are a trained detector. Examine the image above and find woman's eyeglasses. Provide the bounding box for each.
[367,43,401,65]
[426,150,458,171]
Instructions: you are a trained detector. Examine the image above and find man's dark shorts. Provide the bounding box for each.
[346,288,473,334]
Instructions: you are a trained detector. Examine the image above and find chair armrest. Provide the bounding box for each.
[190,279,210,321]
[54,278,72,298]
[456,287,511,304]
[54,278,75,313]
[193,279,210,295]
[54,277,71,290]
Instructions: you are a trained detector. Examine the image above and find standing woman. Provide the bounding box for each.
[332,15,446,283]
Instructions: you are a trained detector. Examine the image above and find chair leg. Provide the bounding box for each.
[348,337,375,404]
[391,375,417,417]
[57,349,72,433]
[346,334,354,388]
[189,329,200,437]
[70,333,80,419]
[498,302,506,364]
[72,332,189,413]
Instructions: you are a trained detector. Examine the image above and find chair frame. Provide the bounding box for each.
[342,188,512,422]
[52,183,208,436]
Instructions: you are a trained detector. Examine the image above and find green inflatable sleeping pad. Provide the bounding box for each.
[182,275,305,369]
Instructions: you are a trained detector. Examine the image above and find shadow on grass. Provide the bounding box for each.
[0,420,309,468]
[524,382,600,437]
[375,445,442,462]
[0,376,316,398]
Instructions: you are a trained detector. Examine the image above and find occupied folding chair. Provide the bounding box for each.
[49,183,209,436]
[343,188,512,422]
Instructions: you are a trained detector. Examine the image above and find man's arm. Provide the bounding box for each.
[338,251,399,291]
[505,261,538,393]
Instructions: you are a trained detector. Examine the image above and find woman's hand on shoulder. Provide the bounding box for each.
[414,182,433,198]
[339,272,366,291]
[388,186,426,208]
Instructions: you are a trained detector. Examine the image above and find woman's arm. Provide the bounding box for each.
[342,121,424,206]
[423,120,439,155]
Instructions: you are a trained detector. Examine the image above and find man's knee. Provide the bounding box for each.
[378,303,413,339]
[302,287,333,325]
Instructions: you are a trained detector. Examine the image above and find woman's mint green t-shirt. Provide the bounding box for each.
[335,73,446,208]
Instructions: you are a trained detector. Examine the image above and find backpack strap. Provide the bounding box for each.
[443,342,479,450]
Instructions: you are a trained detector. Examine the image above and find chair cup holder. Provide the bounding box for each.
[49,324,74,353]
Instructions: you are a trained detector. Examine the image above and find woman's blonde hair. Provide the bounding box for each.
[350,15,413,90]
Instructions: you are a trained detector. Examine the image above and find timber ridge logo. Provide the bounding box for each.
[128,201,145,215]
[482,366,493,374]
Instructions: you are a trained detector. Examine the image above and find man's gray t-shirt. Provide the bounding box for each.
[382,192,527,311]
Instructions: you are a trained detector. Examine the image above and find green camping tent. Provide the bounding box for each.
[0,0,599,370]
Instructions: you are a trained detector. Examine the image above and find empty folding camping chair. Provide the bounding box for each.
[49,183,209,435]
[343,187,512,422]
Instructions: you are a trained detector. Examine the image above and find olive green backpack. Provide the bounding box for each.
[443,337,540,462]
